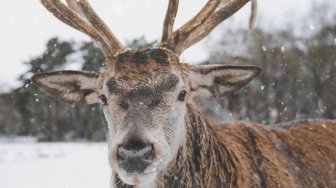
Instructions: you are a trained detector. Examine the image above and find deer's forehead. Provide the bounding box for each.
[106,73,180,95]
[114,48,175,65]
[104,48,181,83]
[112,48,179,74]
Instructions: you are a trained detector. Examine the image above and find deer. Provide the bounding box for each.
[31,0,336,187]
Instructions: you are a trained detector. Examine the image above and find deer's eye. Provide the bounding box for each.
[99,95,108,105]
[178,90,187,101]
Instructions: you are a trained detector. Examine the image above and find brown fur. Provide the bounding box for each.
[32,48,336,188]
[114,104,336,188]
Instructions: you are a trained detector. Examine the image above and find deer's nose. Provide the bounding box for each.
[117,141,154,173]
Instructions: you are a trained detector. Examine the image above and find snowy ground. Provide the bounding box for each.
[0,142,111,188]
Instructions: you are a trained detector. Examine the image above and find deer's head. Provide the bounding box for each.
[32,0,259,186]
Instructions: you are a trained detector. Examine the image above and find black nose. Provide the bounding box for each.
[117,141,154,173]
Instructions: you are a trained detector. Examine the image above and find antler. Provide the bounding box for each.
[158,0,257,55]
[41,0,256,60]
[161,0,179,46]
[41,0,124,61]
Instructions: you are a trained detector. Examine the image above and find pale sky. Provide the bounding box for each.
[0,0,335,91]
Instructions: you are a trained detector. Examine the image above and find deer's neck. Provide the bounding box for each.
[112,105,242,188]
[158,104,240,187]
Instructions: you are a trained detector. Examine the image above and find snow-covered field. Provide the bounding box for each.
[0,143,111,188]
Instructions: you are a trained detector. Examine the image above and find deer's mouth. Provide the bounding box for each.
[118,171,157,185]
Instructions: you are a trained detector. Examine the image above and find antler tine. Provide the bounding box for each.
[159,0,254,55]
[175,0,250,54]
[42,0,82,33]
[42,0,112,60]
[161,0,179,46]
[41,0,125,63]
[249,0,257,30]
[159,0,221,50]
[174,0,221,40]
[73,0,125,54]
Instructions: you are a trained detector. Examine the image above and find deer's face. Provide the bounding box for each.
[32,48,260,186]
[100,49,189,184]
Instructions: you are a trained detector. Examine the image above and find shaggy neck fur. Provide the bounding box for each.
[158,104,240,187]
[113,101,336,188]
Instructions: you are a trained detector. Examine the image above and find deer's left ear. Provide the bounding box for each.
[188,64,261,98]
[32,71,100,105]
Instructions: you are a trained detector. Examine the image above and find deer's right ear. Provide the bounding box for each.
[32,71,100,105]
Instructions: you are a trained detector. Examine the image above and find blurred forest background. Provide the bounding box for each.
[0,4,335,141]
